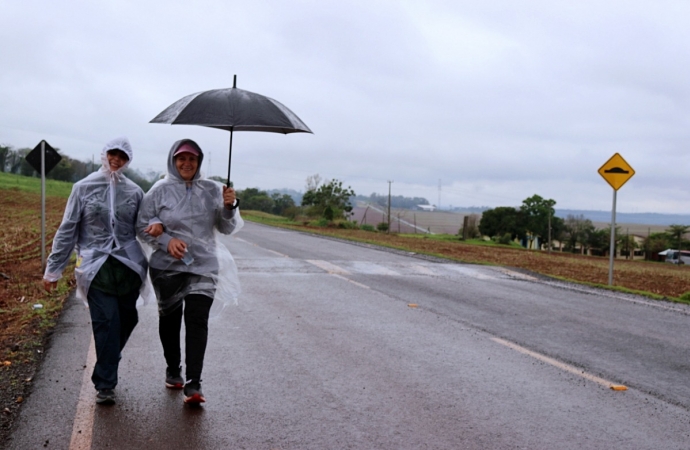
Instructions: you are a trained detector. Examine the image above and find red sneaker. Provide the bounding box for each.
[183,381,206,404]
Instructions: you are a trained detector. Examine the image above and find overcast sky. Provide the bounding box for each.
[2,1,690,213]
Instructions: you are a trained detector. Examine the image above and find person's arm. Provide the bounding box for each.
[135,188,185,258]
[44,187,82,291]
[136,191,171,251]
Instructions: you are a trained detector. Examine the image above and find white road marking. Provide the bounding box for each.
[331,273,371,289]
[233,238,289,257]
[306,259,351,275]
[491,337,627,390]
[69,335,97,450]
[348,261,401,276]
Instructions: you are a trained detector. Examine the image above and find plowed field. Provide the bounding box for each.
[0,188,70,439]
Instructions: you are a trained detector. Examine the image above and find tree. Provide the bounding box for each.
[305,173,322,192]
[478,207,521,238]
[238,187,275,212]
[549,216,565,251]
[271,193,296,216]
[301,178,355,219]
[17,148,34,176]
[362,193,430,209]
[563,214,595,254]
[48,152,75,182]
[587,228,611,255]
[666,224,690,252]
[520,194,556,245]
[0,145,11,172]
[618,233,638,259]
[644,232,674,259]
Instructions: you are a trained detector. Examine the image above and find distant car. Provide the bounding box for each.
[665,250,690,265]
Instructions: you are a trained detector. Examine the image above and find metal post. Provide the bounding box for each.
[608,189,617,286]
[41,141,46,271]
[387,180,392,233]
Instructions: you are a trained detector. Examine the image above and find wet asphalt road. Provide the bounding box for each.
[6,221,690,449]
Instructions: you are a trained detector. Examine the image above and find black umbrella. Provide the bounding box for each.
[150,75,312,186]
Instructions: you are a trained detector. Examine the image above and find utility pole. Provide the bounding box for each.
[438,178,441,210]
[548,210,552,254]
[387,180,393,233]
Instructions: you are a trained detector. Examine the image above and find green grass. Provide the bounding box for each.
[242,210,301,226]
[0,172,73,198]
[400,233,525,248]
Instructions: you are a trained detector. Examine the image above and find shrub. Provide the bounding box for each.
[361,224,376,232]
[498,233,513,245]
[309,218,329,227]
[336,220,358,229]
[323,205,335,221]
[376,222,389,232]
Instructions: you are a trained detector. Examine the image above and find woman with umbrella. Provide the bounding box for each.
[43,136,149,405]
[137,139,243,405]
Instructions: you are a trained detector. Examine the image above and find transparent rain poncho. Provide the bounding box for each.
[136,139,243,317]
[44,137,149,302]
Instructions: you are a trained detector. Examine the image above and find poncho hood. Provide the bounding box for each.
[100,136,134,175]
[167,139,204,183]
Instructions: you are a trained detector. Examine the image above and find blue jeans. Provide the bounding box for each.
[87,287,139,390]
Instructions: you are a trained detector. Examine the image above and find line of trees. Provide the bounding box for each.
[236,174,356,223]
[353,193,431,209]
[478,194,690,257]
[478,194,562,247]
[0,144,160,191]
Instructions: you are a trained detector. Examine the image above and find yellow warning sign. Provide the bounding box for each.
[598,153,635,191]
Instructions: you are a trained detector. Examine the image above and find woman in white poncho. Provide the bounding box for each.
[43,137,149,405]
[137,139,242,405]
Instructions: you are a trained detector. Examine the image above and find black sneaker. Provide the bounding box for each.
[183,381,205,404]
[165,367,184,389]
[96,388,116,405]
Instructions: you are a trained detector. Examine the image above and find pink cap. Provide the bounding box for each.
[174,143,200,157]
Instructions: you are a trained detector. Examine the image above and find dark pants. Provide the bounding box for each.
[87,287,139,390]
[159,294,213,382]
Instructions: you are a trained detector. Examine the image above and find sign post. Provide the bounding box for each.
[598,153,635,286]
[25,141,61,271]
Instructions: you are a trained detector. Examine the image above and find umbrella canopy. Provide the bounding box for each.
[150,75,312,185]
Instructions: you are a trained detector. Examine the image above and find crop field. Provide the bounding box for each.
[352,205,470,234]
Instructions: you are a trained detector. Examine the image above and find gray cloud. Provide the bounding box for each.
[1,0,689,213]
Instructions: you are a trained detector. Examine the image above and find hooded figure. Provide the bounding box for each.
[136,138,242,404]
[44,136,148,405]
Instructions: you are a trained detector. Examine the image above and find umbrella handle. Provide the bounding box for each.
[226,127,234,187]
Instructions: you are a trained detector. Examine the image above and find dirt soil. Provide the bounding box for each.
[0,189,69,444]
[0,198,689,445]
